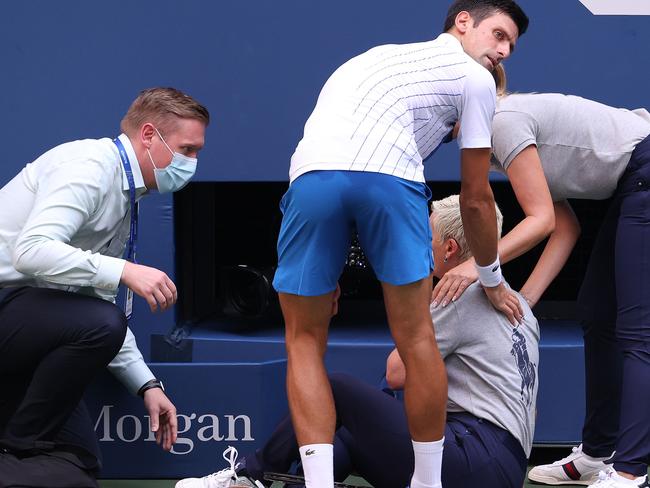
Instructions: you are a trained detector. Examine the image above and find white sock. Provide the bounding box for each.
[410,437,444,488]
[299,443,334,488]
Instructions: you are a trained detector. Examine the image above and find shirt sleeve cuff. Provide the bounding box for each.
[95,256,126,291]
[503,138,537,170]
[106,327,156,395]
[110,358,156,396]
[458,137,492,149]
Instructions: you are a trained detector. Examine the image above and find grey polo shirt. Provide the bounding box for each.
[432,282,539,456]
[491,93,650,201]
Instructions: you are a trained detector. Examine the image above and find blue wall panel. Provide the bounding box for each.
[1,1,649,184]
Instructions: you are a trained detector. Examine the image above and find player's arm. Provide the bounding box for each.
[459,148,522,325]
[459,147,499,266]
[455,69,506,267]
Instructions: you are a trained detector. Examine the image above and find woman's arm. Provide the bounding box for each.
[497,144,556,261]
[433,145,555,305]
[519,200,581,306]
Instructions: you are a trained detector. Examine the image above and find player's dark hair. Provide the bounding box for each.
[443,0,529,37]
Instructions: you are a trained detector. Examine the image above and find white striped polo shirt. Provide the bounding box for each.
[289,33,496,183]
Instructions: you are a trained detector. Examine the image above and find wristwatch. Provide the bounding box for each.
[137,378,165,398]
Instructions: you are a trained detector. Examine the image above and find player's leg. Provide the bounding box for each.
[382,278,446,488]
[273,171,354,488]
[354,173,444,488]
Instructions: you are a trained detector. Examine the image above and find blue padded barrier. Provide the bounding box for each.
[88,319,584,478]
[534,321,585,444]
[152,324,396,386]
[154,320,585,442]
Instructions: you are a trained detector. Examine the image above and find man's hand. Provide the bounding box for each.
[431,260,478,307]
[143,388,178,451]
[483,282,524,326]
[121,262,177,312]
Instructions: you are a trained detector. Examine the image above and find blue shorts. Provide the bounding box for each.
[273,170,434,296]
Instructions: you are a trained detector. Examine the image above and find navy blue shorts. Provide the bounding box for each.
[273,170,434,296]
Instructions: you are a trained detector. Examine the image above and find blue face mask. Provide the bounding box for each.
[146,128,197,193]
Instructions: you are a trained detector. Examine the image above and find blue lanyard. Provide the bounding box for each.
[113,137,139,263]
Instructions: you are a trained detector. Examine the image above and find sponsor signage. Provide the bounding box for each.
[94,405,254,456]
[85,361,288,478]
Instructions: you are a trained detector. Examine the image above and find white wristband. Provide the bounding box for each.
[475,256,503,288]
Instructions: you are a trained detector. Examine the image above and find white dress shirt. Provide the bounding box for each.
[0,133,155,394]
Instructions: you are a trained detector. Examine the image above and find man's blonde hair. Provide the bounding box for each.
[430,194,503,261]
[120,87,210,136]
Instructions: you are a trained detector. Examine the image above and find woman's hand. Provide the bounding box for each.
[431,259,478,307]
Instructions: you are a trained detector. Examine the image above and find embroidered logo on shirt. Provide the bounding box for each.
[510,327,537,407]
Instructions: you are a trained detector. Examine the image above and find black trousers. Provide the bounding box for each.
[579,134,650,476]
[245,373,528,488]
[0,287,127,485]
[0,452,98,488]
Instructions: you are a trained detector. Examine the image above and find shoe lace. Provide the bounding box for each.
[201,446,241,487]
[592,468,616,486]
[552,444,584,465]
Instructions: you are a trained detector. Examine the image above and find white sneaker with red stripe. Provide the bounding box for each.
[528,444,613,485]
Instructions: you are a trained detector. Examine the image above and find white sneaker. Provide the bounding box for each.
[528,444,613,485]
[175,446,265,488]
[588,467,649,487]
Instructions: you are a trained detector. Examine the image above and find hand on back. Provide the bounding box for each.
[483,282,523,326]
[431,260,478,307]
